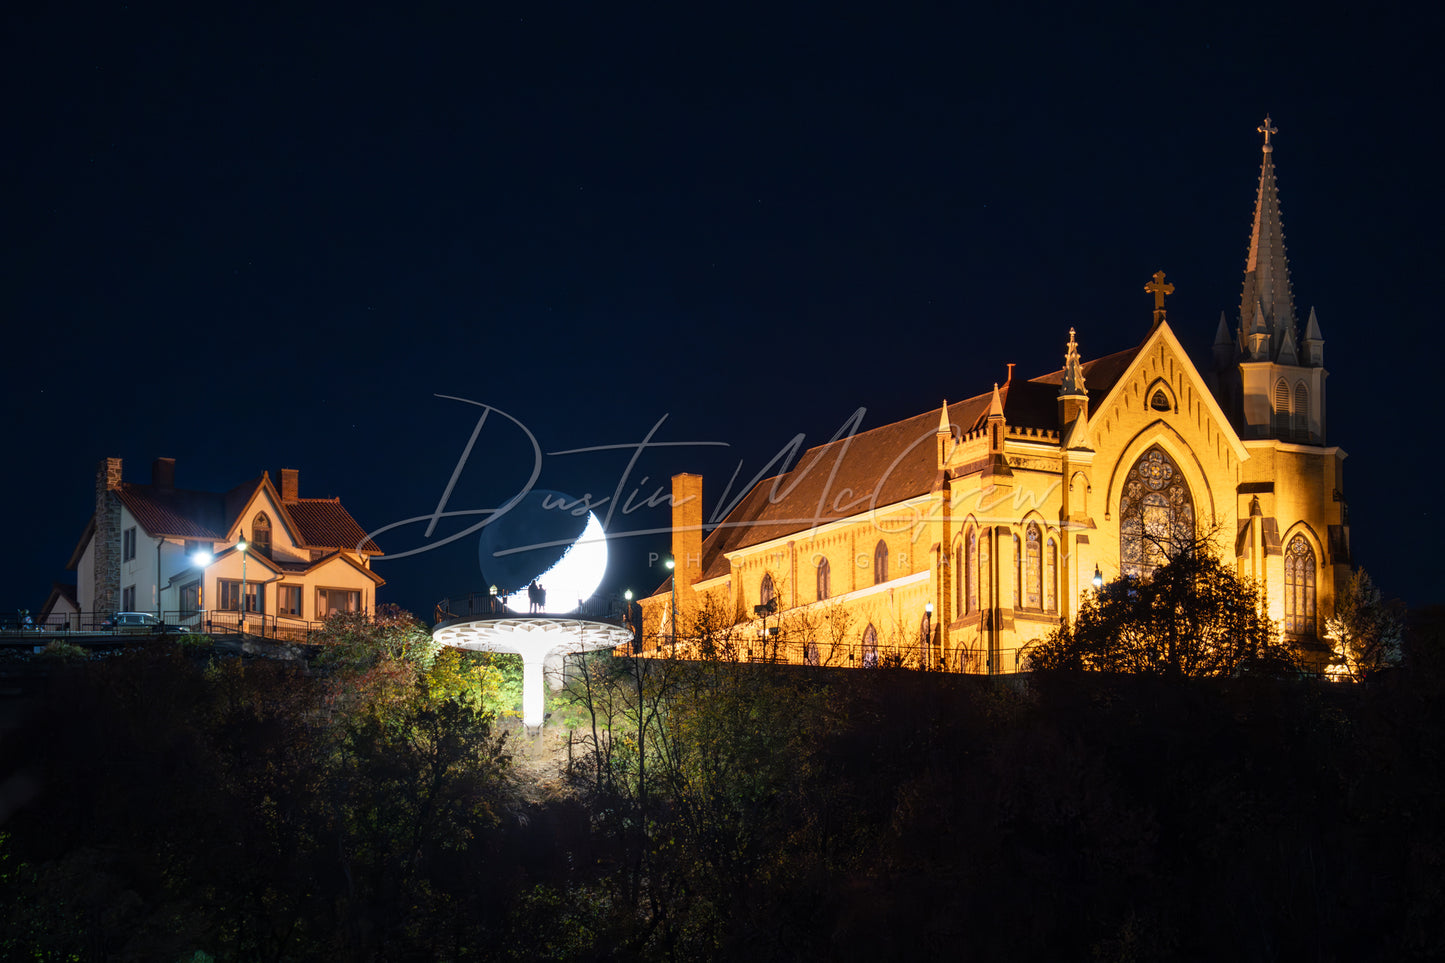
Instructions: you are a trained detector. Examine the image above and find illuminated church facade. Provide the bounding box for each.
[643,119,1347,673]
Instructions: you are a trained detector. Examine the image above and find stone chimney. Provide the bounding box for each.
[280,468,299,503]
[94,457,123,616]
[151,457,176,489]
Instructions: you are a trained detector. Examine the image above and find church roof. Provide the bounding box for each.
[684,343,1142,586]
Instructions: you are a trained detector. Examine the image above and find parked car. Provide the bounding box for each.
[101,612,185,634]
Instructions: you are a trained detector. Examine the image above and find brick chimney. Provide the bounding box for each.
[280,468,299,503]
[670,473,704,612]
[151,457,176,489]
[94,457,123,616]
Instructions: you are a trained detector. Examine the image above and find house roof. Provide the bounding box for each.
[285,497,383,554]
[39,581,79,621]
[74,469,381,559]
[675,341,1145,589]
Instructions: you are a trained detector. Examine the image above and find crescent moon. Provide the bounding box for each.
[500,512,608,613]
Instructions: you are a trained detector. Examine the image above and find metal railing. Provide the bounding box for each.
[634,635,952,671]
[0,609,328,642]
[434,592,632,625]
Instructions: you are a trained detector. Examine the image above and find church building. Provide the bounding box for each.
[643,119,1347,673]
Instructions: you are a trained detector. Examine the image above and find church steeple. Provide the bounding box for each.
[1223,117,1329,445]
[1238,115,1297,359]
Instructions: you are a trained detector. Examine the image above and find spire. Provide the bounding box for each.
[1057,328,1091,449]
[1213,311,1233,370]
[1247,300,1270,359]
[1302,306,1324,367]
[1239,115,1297,357]
[1277,323,1299,366]
[988,382,1004,419]
[935,399,952,474]
[1059,327,1087,397]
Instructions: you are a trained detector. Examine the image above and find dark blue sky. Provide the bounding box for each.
[5,2,1441,617]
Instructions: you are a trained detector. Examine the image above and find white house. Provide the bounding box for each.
[65,457,383,634]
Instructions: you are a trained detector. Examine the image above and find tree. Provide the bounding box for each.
[1326,569,1403,681]
[1028,549,1292,677]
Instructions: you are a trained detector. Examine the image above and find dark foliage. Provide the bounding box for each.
[1028,550,1296,677]
[2,612,1444,961]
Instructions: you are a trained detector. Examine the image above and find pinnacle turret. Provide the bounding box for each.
[1059,327,1087,397]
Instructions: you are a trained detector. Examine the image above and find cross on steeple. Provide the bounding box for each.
[1144,270,1174,329]
[1258,115,1277,151]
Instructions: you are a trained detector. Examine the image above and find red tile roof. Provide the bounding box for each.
[285,498,383,554]
[116,485,230,539]
[105,474,381,554]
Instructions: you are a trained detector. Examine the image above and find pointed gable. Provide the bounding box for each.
[1086,321,1249,463]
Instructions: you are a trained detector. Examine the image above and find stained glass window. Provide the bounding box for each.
[1025,525,1042,610]
[980,529,991,612]
[1119,446,1195,579]
[816,558,831,601]
[862,624,878,668]
[966,528,978,614]
[1046,538,1057,613]
[760,573,775,610]
[874,540,888,585]
[1013,534,1022,608]
[1285,535,1316,636]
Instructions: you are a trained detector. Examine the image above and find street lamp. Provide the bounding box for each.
[924,601,934,669]
[664,557,677,655]
[191,550,213,630]
[1092,563,1104,590]
[236,536,249,632]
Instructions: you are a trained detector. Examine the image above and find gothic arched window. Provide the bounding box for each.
[805,640,820,666]
[965,528,979,614]
[955,540,965,617]
[1024,524,1042,610]
[252,513,272,556]
[1294,382,1310,442]
[816,557,831,601]
[861,624,878,668]
[979,528,991,611]
[760,573,775,611]
[1013,534,1022,609]
[1119,446,1195,579]
[874,540,888,585]
[1273,379,1291,436]
[1285,535,1317,636]
[1045,537,1058,614]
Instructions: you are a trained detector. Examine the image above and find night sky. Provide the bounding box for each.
[5,2,1441,619]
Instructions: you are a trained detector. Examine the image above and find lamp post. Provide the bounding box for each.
[924,600,934,669]
[237,536,249,632]
[1092,563,1104,591]
[664,557,677,656]
[190,550,213,631]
